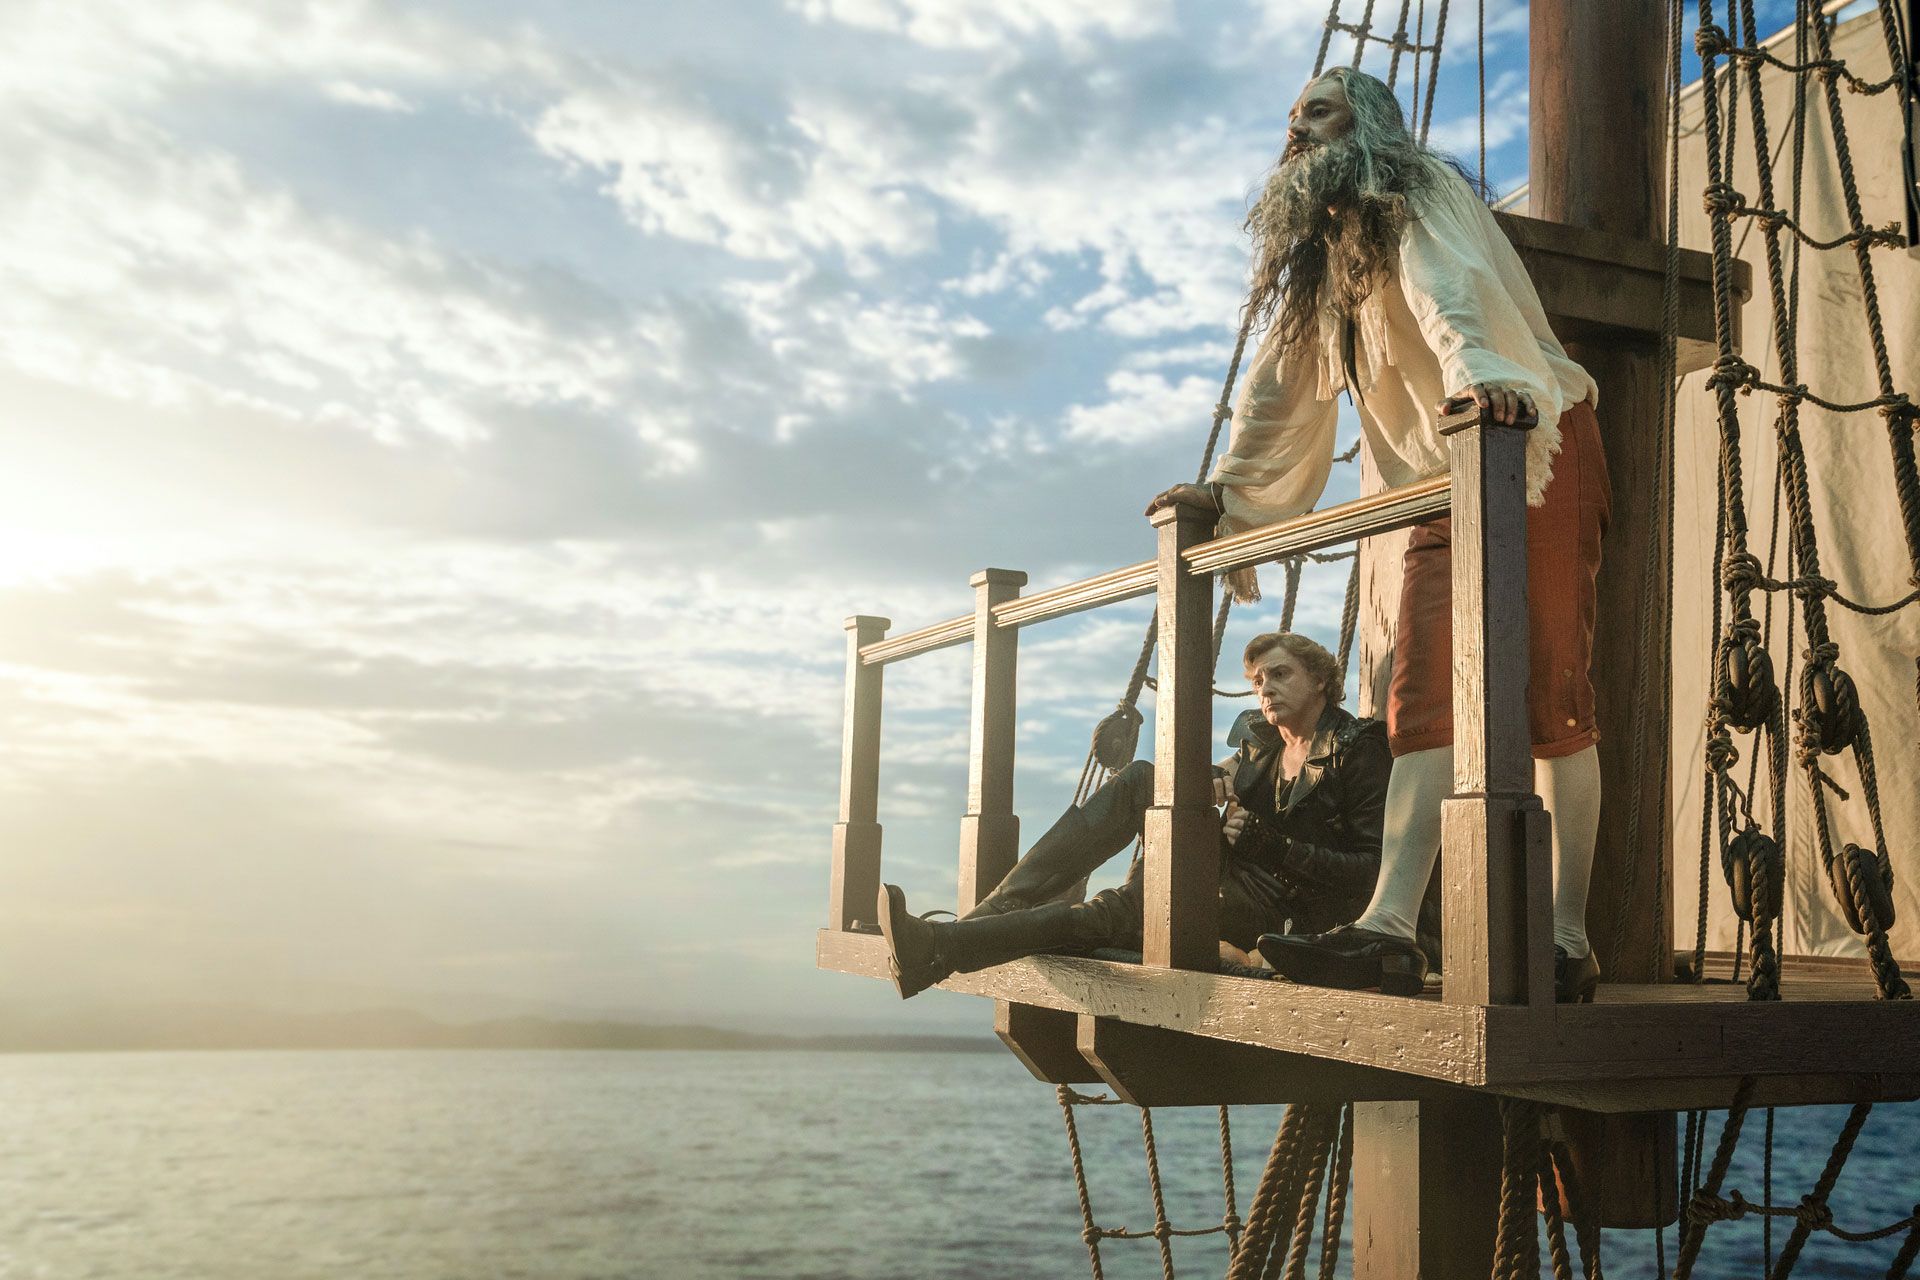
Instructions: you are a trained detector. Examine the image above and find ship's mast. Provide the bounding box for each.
[1532,0,1682,1234]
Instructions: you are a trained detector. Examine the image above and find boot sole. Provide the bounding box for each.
[876,884,913,998]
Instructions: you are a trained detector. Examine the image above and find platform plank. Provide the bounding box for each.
[818,929,1489,1083]
[819,929,1920,1103]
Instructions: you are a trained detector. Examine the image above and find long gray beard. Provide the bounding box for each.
[1246,137,1403,341]
[1248,138,1367,250]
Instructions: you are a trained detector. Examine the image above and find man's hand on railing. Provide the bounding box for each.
[1439,382,1538,427]
[1143,482,1221,517]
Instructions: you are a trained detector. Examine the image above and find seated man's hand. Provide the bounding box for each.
[1213,773,1233,807]
[1221,802,1248,848]
[1219,941,1262,967]
[1440,382,1537,427]
[1144,483,1220,517]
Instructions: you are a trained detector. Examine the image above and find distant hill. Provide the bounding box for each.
[0,1002,1000,1054]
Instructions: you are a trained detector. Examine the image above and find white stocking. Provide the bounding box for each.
[1537,744,1601,959]
[1348,745,1450,941]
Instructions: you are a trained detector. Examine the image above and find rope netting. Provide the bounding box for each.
[1691,0,1916,1007]
[1055,1087,1257,1279]
[1053,1092,1358,1280]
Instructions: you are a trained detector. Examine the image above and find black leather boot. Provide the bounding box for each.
[880,884,1121,998]
[963,763,1153,920]
[945,901,1112,972]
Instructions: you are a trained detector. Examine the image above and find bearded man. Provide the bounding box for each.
[1148,67,1610,1004]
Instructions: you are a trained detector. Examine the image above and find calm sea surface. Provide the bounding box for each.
[0,1049,1911,1279]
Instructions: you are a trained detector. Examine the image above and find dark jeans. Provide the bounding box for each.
[1044,762,1294,954]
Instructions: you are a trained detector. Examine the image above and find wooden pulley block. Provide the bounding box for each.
[1801,661,1862,754]
[1716,629,1778,731]
[1829,842,1897,935]
[1722,827,1784,923]
[1091,703,1143,772]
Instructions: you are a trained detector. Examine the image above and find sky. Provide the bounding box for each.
[0,0,1811,1038]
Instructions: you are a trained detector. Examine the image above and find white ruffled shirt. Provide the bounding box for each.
[1208,167,1598,541]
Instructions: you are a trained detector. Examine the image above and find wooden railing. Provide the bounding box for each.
[827,408,1556,1011]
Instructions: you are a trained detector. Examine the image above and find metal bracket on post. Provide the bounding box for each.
[958,569,1025,914]
[829,615,889,931]
[1437,408,1555,1010]
[1143,499,1219,970]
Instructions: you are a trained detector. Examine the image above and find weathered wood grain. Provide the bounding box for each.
[1483,996,1920,1083]
[994,1001,1101,1085]
[829,615,888,931]
[1144,499,1220,972]
[816,930,1490,1083]
[1183,475,1452,577]
[818,930,1920,1101]
[1077,1016,1469,1107]
[1440,413,1535,798]
[990,559,1156,630]
[1437,411,1552,1009]
[857,615,971,666]
[1440,798,1555,1009]
[1352,1098,1503,1280]
[1507,1073,1920,1114]
[957,569,1024,914]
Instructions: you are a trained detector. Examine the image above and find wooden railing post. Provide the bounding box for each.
[1438,411,1555,1008]
[958,568,1026,913]
[829,614,889,931]
[1143,499,1219,970]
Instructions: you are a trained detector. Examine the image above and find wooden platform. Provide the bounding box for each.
[819,929,1920,1113]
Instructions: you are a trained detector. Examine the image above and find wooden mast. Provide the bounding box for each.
[1529,0,1679,1230]
[1530,0,1673,1003]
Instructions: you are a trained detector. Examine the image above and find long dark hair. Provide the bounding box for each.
[1244,68,1476,352]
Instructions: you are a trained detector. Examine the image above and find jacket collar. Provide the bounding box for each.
[1233,704,1350,814]
[1283,705,1351,817]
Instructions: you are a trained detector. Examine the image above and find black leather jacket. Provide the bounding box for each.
[1219,705,1391,935]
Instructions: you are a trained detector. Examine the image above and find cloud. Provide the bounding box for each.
[1065,370,1223,446]
[323,80,416,112]
[786,0,1176,51]
[530,68,944,265]
[0,0,1506,1035]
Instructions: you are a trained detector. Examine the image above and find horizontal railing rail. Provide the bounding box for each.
[857,473,1454,667]
[830,404,1556,1010]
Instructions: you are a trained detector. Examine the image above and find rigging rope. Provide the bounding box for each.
[1694,0,1916,1002]
[1054,1087,1250,1279]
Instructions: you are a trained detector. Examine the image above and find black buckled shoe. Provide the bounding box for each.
[1554,946,1601,1004]
[1255,927,1428,997]
[877,884,955,999]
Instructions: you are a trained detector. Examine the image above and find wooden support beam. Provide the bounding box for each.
[829,615,889,931]
[957,568,1025,914]
[819,930,1920,1098]
[1439,410,1554,1010]
[1529,0,1674,992]
[818,930,1490,1081]
[1530,3,1676,1239]
[1506,1073,1920,1115]
[994,1002,1100,1085]
[1351,1097,1503,1280]
[1143,498,1218,971]
[1077,1016,1468,1108]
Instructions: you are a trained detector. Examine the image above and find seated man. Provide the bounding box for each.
[877,631,1396,999]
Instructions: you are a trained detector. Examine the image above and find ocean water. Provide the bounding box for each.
[0,1049,1912,1279]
